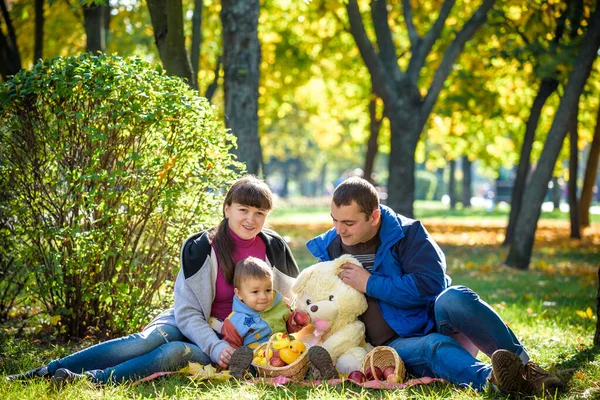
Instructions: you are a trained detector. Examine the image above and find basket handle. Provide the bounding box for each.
[265,335,275,363]
[369,348,380,382]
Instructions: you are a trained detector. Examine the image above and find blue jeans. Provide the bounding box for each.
[46,324,211,383]
[386,285,529,390]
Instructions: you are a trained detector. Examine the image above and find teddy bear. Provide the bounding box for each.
[291,254,372,377]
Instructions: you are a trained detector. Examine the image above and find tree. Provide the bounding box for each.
[147,0,195,88]
[345,0,496,217]
[568,102,581,238]
[34,0,43,62]
[462,157,472,208]
[221,0,261,175]
[83,3,110,53]
[0,0,22,80]
[580,102,600,227]
[506,4,600,269]
[503,0,585,245]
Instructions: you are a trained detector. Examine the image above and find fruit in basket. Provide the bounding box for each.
[253,356,267,366]
[255,347,273,359]
[385,373,400,383]
[347,370,366,383]
[382,366,395,379]
[365,366,384,380]
[279,340,306,364]
[271,332,291,350]
[269,355,287,367]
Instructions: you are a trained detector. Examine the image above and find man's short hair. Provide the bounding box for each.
[233,257,273,289]
[332,177,380,216]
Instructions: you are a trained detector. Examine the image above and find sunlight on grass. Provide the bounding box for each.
[1,212,599,399]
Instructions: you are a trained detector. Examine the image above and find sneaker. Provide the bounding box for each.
[308,346,338,380]
[51,368,85,386]
[491,350,535,395]
[6,366,49,381]
[229,346,254,380]
[523,361,564,394]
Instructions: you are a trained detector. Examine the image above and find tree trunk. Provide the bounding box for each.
[552,176,562,209]
[506,6,600,269]
[147,0,196,88]
[504,79,558,245]
[462,157,472,208]
[595,266,600,346]
[364,90,383,184]
[83,5,106,53]
[568,105,581,239]
[580,102,600,227]
[34,0,43,63]
[0,0,22,80]
[191,0,203,83]
[387,111,420,217]
[318,162,328,196]
[221,0,261,175]
[449,159,457,210]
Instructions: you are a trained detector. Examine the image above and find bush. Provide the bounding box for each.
[0,54,240,337]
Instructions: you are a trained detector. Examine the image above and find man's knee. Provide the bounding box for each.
[435,285,478,313]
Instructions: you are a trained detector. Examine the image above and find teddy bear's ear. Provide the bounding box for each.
[332,254,362,275]
[291,266,314,294]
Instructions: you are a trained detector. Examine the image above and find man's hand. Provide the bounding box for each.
[338,262,370,293]
[218,345,235,368]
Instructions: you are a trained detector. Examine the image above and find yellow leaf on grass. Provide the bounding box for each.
[576,308,594,319]
[182,362,231,381]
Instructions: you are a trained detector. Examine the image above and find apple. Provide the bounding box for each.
[293,310,311,326]
[364,366,384,381]
[269,356,287,367]
[382,366,396,379]
[347,370,366,383]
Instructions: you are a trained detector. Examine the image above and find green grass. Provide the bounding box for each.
[1,212,599,399]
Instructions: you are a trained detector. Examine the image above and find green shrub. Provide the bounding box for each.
[0,54,241,337]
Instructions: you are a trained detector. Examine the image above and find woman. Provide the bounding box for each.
[7,175,299,384]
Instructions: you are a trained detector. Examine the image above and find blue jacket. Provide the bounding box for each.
[306,205,451,338]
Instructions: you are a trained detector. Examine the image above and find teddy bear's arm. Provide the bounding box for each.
[320,321,366,362]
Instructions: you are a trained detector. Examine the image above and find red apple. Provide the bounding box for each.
[364,366,384,381]
[382,366,396,379]
[269,356,287,367]
[293,311,311,326]
[385,373,400,383]
[347,370,366,383]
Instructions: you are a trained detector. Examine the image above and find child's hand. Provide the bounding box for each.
[287,310,311,333]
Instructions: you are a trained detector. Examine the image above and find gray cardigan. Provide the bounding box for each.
[146,229,299,363]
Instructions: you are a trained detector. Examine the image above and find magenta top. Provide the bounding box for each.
[210,228,267,320]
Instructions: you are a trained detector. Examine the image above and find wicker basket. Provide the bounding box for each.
[360,346,406,383]
[250,335,310,380]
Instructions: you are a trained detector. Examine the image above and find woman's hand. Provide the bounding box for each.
[218,345,235,369]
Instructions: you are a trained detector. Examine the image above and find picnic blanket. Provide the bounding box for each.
[133,370,444,390]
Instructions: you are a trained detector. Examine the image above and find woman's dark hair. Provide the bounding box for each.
[210,175,273,284]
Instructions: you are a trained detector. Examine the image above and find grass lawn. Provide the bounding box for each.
[1,205,599,399]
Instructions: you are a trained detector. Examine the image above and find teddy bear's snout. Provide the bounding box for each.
[310,305,318,313]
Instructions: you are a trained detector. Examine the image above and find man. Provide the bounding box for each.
[306,177,562,395]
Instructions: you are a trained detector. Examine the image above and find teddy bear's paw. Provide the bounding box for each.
[308,346,338,380]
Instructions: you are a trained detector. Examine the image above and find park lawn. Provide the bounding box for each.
[1,216,599,400]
